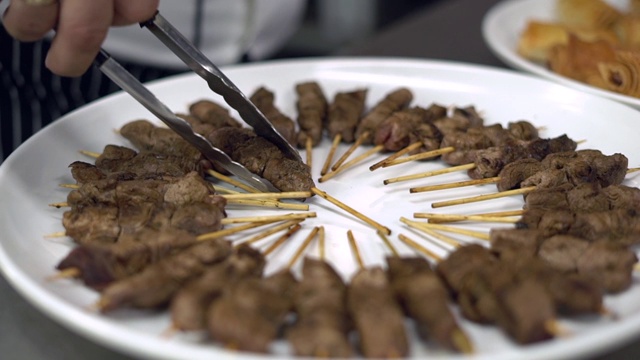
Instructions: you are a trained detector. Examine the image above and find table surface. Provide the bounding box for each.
[2,0,639,359]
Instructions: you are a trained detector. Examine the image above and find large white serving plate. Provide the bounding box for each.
[481,0,640,109]
[1,58,639,360]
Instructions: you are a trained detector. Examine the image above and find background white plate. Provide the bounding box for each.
[1,58,639,360]
[481,0,640,109]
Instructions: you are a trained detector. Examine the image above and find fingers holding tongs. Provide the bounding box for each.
[93,11,304,192]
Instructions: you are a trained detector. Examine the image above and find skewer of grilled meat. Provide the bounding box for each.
[431,106,485,137]
[187,99,243,134]
[347,267,409,358]
[169,244,265,331]
[287,257,353,358]
[62,195,227,245]
[438,118,538,166]
[497,150,628,192]
[326,88,368,143]
[355,87,413,144]
[66,171,217,210]
[374,106,443,153]
[250,86,297,145]
[386,256,472,353]
[490,226,636,294]
[522,182,640,214]
[537,235,637,293]
[56,227,198,290]
[518,207,640,246]
[295,81,328,148]
[120,119,202,161]
[96,238,232,312]
[207,126,314,192]
[465,134,578,179]
[89,144,202,180]
[436,244,566,344]
[207,269,298,353]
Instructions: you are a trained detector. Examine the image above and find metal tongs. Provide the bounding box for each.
[95,12,302,192]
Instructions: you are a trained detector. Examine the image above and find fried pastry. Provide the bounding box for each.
[598,50,640,97]
[556,0,622,29]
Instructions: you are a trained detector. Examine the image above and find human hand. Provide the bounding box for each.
[2,0,159,77]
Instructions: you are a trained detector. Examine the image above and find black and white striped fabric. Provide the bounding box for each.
[0,25,182,163]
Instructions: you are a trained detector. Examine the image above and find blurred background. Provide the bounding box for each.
[273,0,444,58]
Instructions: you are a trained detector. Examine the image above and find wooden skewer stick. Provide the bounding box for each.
[331,131,370,171]
[59,183,80,189]
[49,202,69,208]
[218,186,309,211]
[369,141,422,171]
[160,324,179,339]
[213,185,308,210]
[384,163,476,185]
[44,231,66,238]
[305,136,313,169]
[197,221,273,241]
[207,169,261,194]
[452,329,475,355]
[412,166,640,194]
[423,209,525,224]
[378,231,399,258]
[413,213,519,224]
[319,145,384,182]
[382,146,456,168]
[318,226,326,261]
[544,319,572,338]
[236,220,303,247]
[221,191,312,200]
[321,134,342,176]
[401,217,490,241]
[263,223,303,256]
[401,218,461,248]
[287,226,320,269]
[46,267,80,281]
[221,212,316,224]
[311,187,391,235]
[431,186,536,208]
[347,230,365,270]
[211,185,240,194]
[397,234,442,262]
[79,150,101,158]
[411,177,499,193]
[224,198,309,211]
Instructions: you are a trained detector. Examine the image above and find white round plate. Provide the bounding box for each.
[1,58,639,360]
[481,0,640,109]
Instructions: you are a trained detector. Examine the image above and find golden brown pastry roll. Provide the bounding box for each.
[630,0,640,16]
[518,20,619,62]
[614,15,640,49]
[547,34,617,88]
[556,0,622,29]
[597,50,640,97]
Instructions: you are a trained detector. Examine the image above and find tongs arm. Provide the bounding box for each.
[140,12,302,163]
[94,50,278,192]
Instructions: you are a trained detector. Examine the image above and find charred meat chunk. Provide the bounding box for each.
[347,267,409,358]
[250,86,297,145]
[207,127,314,192]
[355,87,413,144]
[97,238,232,312]
[207,270,297,353]
[295,81,328,147]
[326,89,367,143]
